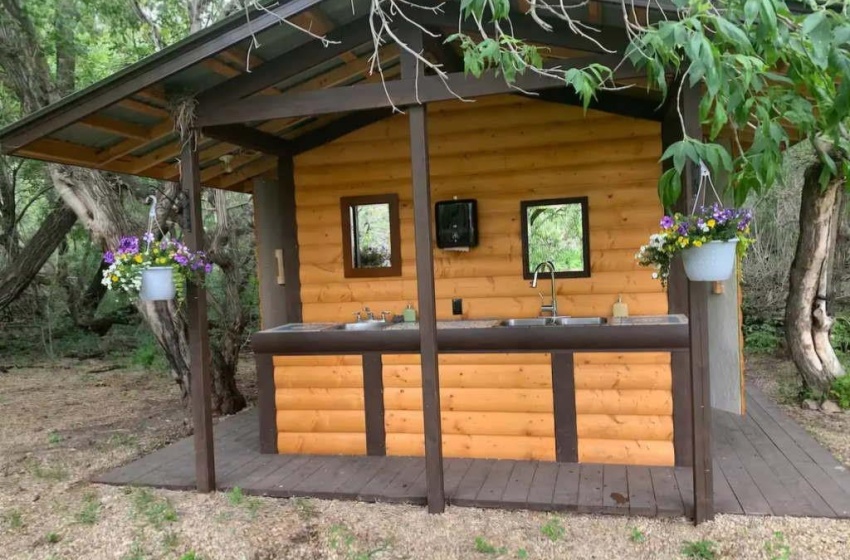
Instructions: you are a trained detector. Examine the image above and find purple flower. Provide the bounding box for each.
[677,223,690,236]
[118,236,139,254]
[103,251,115,264]
[204,264,213,274]
[660,215,674,229]
[174,254,189,266]
[142,231,155,243]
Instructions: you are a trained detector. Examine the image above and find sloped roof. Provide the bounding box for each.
[0,0,663,192]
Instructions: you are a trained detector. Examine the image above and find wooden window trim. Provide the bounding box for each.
[520,196,591,280]
[340,193,402,278]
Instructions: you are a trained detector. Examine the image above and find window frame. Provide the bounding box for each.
[340,193,402,278]
[520,196,591,280]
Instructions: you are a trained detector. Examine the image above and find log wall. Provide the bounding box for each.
[273,95,671,466]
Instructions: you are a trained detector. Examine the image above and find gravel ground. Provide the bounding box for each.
[1,356,849,559]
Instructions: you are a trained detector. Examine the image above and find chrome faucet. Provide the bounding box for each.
[531,261,558,317]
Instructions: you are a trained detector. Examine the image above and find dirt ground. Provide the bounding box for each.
[1,356,850,560]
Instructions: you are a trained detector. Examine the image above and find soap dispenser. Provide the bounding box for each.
[612,294,629,318]
[403,303,417,323]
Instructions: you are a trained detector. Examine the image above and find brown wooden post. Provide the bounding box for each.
[677,82,714,524]
[662,100,693,468]
[551,352,578,462]
[403,25,445,513]
[277,155,303,323]
[362,352,387,456]
[181,139,216,492]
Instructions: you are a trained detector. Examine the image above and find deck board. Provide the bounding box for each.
[92,385,850,519]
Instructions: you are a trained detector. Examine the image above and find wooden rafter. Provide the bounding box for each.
[118,98,169,118]
[80,114,150,140]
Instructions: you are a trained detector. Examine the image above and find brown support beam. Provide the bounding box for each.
[551,352,578,462]
[197,55,640,127]
[277,156,302,323]
[255,353,277,454]
[181,140,215,492]
[290,109,394,155]
[533,88,664,122]
[663,96,693,468]
[202,125,292,156]
[677,82,714,525]
[403,26,445,514]
[362,353,387,456]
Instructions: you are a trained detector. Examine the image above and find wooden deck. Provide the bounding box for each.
[93,385,850,518]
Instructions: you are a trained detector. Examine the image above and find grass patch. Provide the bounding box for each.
[108,433,139,448]
[179,552,202,560]
[540,517,565,541]
[123,541,147,560]
[3,509,23,529]
[681,540,717,559]
[743,322,782,353]
[328,524,387,560]
[162,531,180,551]
[132,488,178,529]
[45,532,62,544]
[291,497,318,520]
[474,536,507,555]
[47,431,62,445]
[28,458,69,481]
[629,526,647,543]
[75,491,101,525]
[226,486,261,518]
[765,531,791,560]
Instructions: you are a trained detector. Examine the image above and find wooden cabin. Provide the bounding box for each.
[0,0,746,522]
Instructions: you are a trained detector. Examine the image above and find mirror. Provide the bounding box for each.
[520,197,590,279]
[340,194,402,278]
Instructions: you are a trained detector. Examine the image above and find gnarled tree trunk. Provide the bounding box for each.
[786,164,846,395]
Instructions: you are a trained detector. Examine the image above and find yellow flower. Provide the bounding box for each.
[133,254,143,263]
[707,219,716,228]
[694,240,703,247]
[111,275,119,282]
[153,248,160,255]
[678,237,690,247]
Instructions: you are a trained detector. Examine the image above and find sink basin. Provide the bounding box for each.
[336,321,389,331]
[501,318,553,327]
[553,316,607,326]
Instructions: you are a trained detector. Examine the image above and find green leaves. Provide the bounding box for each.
[658,169,682,210]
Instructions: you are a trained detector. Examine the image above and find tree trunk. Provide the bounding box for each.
[0,203,76,310]
[786,165,846,395]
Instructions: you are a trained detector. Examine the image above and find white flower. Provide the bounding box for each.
[652,272,659,279]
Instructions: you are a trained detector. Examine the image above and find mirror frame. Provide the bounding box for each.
[340,193,402,278]
[520,196,591,280]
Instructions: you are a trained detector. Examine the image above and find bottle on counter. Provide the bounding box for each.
[612,294,629,318]
[403,303,417,322]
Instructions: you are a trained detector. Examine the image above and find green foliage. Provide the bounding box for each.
[27,458,68,481]
[123,541,147,560]
[47,431,62,445]
[744,322,782,353]
[132,488,178,529]
[515,549,528,559]
[226,486,261,517]
[45,532,61,544]
[327,524,387,560]
[179,553,202,560]
[830,316,850,354]
[629,526,647,543]
[131,330,169,372]
[681,540,717,559]
[291,497,318,520]
[829,373,850,409]
[474,536,506,555]
[75,491,101,525]
[2,509,23,530]
[765,531,791,560]
[539,517,565,541]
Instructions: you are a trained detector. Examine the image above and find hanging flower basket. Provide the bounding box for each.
[636,204,753,286]
[140,266,177,302]
[102,197,211,303]
[681,238,739,282]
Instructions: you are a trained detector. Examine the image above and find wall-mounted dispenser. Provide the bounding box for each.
[435,198,478,250]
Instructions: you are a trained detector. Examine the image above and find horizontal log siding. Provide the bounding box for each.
[274,95,671,466]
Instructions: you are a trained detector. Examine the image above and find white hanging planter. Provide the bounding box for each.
[681,239,739,282]
[140,266,176,301]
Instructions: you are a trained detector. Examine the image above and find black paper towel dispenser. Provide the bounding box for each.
[435,199,478,249]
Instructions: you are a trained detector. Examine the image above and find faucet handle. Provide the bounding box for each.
[380,311,392,322]
[352,311,362,322]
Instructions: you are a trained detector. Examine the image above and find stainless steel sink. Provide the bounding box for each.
[553,316,607,326]
[500,318,553,327]
[336,321,389,331]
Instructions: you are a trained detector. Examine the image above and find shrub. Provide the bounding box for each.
[830,374,850,409]
[744,322,782,353]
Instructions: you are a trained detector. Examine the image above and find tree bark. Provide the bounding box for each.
[786,165,846,395]
[0,203,76,311]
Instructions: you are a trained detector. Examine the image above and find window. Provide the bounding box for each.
[340,194,402,278]
[520,197,590,279]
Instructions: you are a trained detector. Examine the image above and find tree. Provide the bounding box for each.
[379,0,849,395]
[0,0,250,414]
